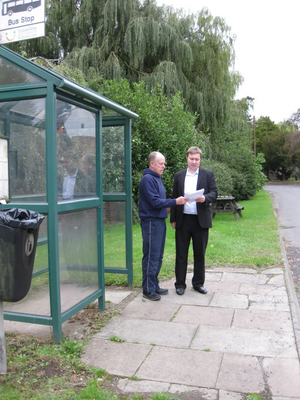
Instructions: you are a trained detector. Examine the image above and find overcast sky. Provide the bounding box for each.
[156,0,300,124]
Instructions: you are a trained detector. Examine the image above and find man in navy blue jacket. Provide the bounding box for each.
[139,151,188,301]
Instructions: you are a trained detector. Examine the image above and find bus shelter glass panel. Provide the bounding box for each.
[0,98,46,202]
[58,208,98,313]
[104,202,126,270]
[3,217,50,316]
[0,56,44,86]
[102,126,125,193]
[57,100,97,200]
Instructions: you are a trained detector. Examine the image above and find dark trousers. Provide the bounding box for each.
[175,214,208,289]
[141,218,166,294]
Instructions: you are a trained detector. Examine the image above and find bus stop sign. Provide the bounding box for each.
[0,0,45,44]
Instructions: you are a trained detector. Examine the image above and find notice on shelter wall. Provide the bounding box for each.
[0,0,45,44]
[0,138,9,199]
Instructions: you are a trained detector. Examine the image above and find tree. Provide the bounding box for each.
[262,130,292,180]
[288,108,300,129]
[204,97,265,200]
[6,0,240,135]
[254,116,279,155]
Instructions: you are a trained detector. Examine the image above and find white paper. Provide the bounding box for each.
[185,188,205,204]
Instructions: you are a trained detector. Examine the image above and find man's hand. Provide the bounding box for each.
[176,196,189,205]
[196,195,205,203]
[171,222,176,229]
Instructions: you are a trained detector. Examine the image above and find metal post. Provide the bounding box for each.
[0,301,7,374]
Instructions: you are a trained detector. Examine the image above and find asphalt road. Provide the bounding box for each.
[264,183,300,305]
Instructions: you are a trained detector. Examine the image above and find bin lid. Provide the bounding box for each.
[0,208,45,230]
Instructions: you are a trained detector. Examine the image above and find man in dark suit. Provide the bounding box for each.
[170,146,217,295]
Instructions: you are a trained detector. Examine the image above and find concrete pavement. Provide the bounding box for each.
[3,259,300,399]
[81,265,300,399]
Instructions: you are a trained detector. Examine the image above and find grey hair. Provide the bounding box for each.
[148,151,164,165]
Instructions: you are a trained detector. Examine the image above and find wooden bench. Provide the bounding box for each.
[211,196,244,221]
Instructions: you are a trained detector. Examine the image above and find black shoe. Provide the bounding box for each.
[143,292,161,301]
[155,288,169,295]
[194,286,207,294]
[176,288,185,295]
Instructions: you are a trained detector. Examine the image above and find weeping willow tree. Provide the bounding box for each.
[6,0,240,135]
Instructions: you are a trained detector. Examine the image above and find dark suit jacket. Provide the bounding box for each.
[170,167,218,229]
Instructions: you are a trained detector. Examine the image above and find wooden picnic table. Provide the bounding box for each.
[211,195,244,221]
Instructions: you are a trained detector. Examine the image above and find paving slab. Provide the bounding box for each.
[204,280,241,293]
[118,379,170,393]
[81,338,152,377]
[216,354,265,393]
[239,282,287,296]
[94,316,198,348]
[232,309,293,331]
[104,288,132,304]
[273,398,300,400]
[191,325,298,358]
[169,384,218,399]
[205,271,223,281]
[146,289,213,306]
[208,267,258,274]
[119,298,179,321]
[136,346,223,387]
[219,390,244,400]
[249,294,290,312]
[209,292,249,309]
[173,305,234,327]
[268,274,286,286]
[221,271,269,284]
[262,357,300,398]
[261,267,285,274]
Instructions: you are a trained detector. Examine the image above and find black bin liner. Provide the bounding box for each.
[0,208,45,302]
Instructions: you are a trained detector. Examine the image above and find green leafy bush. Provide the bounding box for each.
[201,159,233,196]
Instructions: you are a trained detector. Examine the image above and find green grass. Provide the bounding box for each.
[206,189,282,268]
[0,335,106,400]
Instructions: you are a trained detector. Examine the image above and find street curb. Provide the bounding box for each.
[279,228,300,359]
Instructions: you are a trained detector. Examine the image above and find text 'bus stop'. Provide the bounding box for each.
[0,45,138,343]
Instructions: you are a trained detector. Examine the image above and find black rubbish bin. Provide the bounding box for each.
[0,208,45,302]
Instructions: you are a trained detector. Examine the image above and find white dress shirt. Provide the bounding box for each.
[183,168,199,215]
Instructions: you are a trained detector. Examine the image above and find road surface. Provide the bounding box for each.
[265,183,300,305]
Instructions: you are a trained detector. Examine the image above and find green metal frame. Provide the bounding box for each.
[0,45,138,343]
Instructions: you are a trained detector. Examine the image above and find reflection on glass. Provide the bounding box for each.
[57,100,97,200]
[0,56,43,86]
[104,202,126,269]
[0,98,46,202]
[102,126,125,193]
[58,209,98,313]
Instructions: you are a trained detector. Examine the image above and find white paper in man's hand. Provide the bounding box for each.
[185,189,205,204]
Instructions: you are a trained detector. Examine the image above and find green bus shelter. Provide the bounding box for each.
[0,45,138,343]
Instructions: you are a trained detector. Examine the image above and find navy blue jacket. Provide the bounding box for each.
[139,168,176,220]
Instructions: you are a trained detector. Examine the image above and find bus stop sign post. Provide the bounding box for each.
[0,301,7,374]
